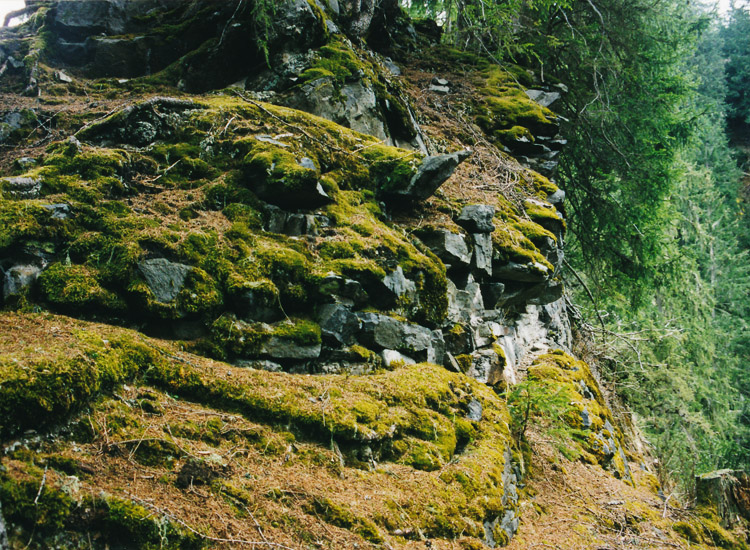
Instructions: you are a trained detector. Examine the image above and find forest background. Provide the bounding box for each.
[401,0,750,492]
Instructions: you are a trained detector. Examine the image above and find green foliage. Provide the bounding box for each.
[721,6,750,124]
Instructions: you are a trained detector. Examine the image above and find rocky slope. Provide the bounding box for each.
[0,1,747,548]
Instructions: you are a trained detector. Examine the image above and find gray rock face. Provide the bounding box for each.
[319,273,368,306]
[281,78,388,140]
[3,265,41,299]
[472,233,493,277]
[447,278,484,324]
[138,258,192,303]
[421,230,471,268]
[467,348,505,386]
[457,204,495,233]
[480,282,506,309]
[383,149,471,202]
[382,266,417,302]
[3,176,41,200]
[357,312,432,356]
[236,284,284,323]
[428,329,446,365]
[318,303,361,346]
[91,35,151,77]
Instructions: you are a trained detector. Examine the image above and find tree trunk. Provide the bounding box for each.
[695,470,750,528]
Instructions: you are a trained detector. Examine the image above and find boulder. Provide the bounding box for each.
[318,303,361,345]
[138,258,192,303]
[547,188,566,206]
[457,204,495,233]
[525,89,561,108]
[420,229,471,268]
[77,96,197,147]
[357,312,432,356]
[3,265,41,299]
[429,84,450,94]
[492,261,550,283]
[383,150,471,202]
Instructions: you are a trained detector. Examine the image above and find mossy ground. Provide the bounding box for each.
[0,312,515,548]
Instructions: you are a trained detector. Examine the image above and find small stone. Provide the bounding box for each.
[525,89,561,107]
[421,229,471,267]
[3,265,41,299]
[383,57,401,76]
[137,258,192,303]
[55,70,73,83]
[41,203,71,220]
[581,408,591,429]
[431,77,449,86]
[15,157,36,170]
[467,399,483,421]
[427,329,445,365]
[383,150,471,202]
[428,84,450,94]
[382,349,416,368]
[472,233,493,277]
[457,204,495,233]
[382,266,417,301]
[298,157,316,170]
